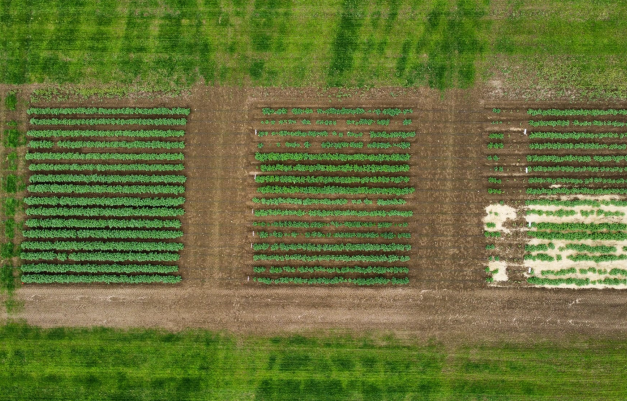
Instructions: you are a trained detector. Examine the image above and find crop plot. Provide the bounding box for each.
[250,107,415,285]
[19,107,189,284]
[485,107,627,288]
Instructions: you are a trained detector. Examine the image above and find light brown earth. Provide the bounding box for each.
[3,85,627,342]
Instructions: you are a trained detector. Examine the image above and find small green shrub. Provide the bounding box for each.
[5,91,17,110]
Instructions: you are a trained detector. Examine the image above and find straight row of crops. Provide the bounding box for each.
[21,107,189,284]
[486,107,627,288]
[251,106,415,286]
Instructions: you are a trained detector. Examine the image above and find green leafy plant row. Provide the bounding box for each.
[529,232,627,241]
[321,141,363,149]
[254,265,409,274]
[527,109,627,117]
[367,142,410,149]
[531,222,627,231]
[257,231,410,239]
[528,132,627,140]
[27,218,181,229]
[526,155,627,163]
[30,118,187,126]
[27,107,190,116]
[29,163,184,172]
[253,276,409,285]
[526,199,627,207]
[49,140,185,150]
[27,129,185,138]
[253,243,410,252]
[568,254,627,263]
[28,184,185,195]
[258,130,329,137]
[260,163,409,173]
[21,251,180,262]
[22,274,181,284]
[527,187,627,195]
[29,174,186,184]
[22,241,183,252]
[253,197,347,206]
[23,229,183,240]
[255,152,410,162]
[529,142,626,150]
[258,185,414,195]
[26,207,184,217]
[253,254,410,262]
[24,196,185,207]
[562,244,616,253]
[526,209,576,217]
[529,120,627,127]
[253,221,404,229]
[20,263,179,274]
[528,177,627,185]
[528,165,627,173]
[253,209,412,217]
[26,152,184,161]
[255,175,409,184]
[527,277,592,286]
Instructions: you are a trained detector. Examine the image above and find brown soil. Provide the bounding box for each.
[3,85,627,343]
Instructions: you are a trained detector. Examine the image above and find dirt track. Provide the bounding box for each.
[4,85,627,342]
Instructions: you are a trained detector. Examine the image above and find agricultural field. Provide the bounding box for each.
[485,107,627,289]
[19,107,189,284]
[250,107,415,285]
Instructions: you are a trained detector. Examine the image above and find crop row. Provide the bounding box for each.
[257,231,410,239]
[255,175,409,184]
[21,251,180,262]
[28,184,185,195]
[253,254,410,262]
[526,209,577,217]
[260,163,409,173]
[528,165,627,173]
[528,277,627,286]
[529,142,626,150]
[528,177,627,185]
[528,132,627,140]
[29,163,184,172]
[253,243,410,252]
[525,199,627,207]
[30,118,187,126]
[23,229,183,239]
[253,221,406,228]
[527,155,627,163]
[27,107,190,115]
[26,207,184,217]
[29,140,185,150]
[253,266,409,274]
[26,152,184,161]
[262,108,412,116]
[21,263,179,273]
[22,274,181,284]
[253,276,409,285]
[531,222,627,231]
[252,197,405,206]
[561,244,617,253]
[27,218,181,229]
[568,254,627,263]
[22,241,183,252]
[24,196,185,207]
[254,209,412,217]
[527,187,627,195]
[529,231,627,241]
[258,186,414,195]
[529,120,627,127]
[27,130,185,138]
[29,174,186,185]
[527,109,627,117]
[255,152,410,162]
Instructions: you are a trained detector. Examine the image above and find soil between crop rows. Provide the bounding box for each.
[4,86,627,341]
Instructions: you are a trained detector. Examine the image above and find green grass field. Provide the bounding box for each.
[1,324,626,400]
[2,0,627,96]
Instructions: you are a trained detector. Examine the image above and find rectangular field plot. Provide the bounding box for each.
[484,107,627,288]
[250,107,415,286]
[20,107,189,284]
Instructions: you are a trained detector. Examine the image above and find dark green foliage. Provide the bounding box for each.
[4,218,15,240]
[3,129,24,147]
[5,92,17,110]
[328,0,365,85]
[4,198,19,217]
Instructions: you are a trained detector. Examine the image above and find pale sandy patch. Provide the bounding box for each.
[484,203,517,233]
[488,261,508,282]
